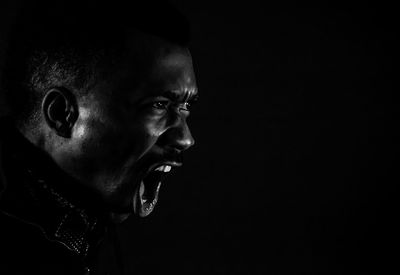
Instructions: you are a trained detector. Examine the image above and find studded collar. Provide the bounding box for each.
[0,119,106,259]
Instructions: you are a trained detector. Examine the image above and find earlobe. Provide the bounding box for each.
[42,88,78,138]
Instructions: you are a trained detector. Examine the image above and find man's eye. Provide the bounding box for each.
[152,101,169,109]
[180,102,191,111]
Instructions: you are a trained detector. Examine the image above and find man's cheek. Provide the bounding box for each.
[132,117,165,147]
[132,132,159,160]
[144,116,169,137]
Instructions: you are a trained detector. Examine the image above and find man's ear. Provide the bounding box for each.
[42,87,79,138]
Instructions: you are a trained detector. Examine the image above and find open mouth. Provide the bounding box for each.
[133,164,173,217]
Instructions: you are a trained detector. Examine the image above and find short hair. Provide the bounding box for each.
[2,0,190,122]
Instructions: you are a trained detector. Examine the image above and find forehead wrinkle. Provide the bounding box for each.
[182,88,196,102]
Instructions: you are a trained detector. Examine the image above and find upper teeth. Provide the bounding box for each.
[155,165,171,172]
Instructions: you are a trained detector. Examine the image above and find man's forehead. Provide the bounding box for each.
[153,48,196,85]
[157,48,193,68]
[123,33,194,73]
[98,39,197,102]
[134,48,197,103]
[127,36,196,85]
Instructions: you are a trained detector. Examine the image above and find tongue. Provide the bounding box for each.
[142,171,163,201]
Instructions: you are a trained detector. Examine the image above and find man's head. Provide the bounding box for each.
[2,0,198,220]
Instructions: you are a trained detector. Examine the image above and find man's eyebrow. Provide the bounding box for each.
[162,90,199,102]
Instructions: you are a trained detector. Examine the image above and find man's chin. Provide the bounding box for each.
[104,195,134,223]
[108,211,132,223]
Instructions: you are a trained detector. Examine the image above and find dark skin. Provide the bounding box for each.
[21,36,197,222]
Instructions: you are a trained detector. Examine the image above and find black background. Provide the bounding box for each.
[1,1,398,274]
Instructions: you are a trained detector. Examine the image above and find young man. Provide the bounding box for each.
[0,0,198,273]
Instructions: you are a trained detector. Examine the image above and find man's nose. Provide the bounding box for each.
[159,117,195,152]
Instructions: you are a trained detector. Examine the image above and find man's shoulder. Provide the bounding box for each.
[0,124,87,275]
[0,211,86,274]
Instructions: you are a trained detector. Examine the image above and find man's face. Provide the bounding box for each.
[57,38,197,218]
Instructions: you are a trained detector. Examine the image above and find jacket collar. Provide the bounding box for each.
[0,118,106,259]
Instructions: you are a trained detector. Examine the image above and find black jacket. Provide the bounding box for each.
[0,119,118,274]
